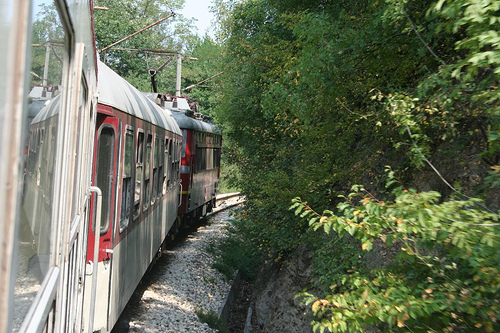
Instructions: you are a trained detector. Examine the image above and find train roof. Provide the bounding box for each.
[32,94,60,123]
[171,109,220,134]
[142,93,221,135]
[32,62,182,136]
[98,61,181,135]
[28,100,49,118]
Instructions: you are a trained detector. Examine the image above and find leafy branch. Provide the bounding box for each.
[291,177,500,332]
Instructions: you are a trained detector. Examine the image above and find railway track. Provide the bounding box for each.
[112,193,244,332]
[211,192,245,214]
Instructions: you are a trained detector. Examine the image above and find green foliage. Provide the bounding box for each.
[292,178,500,332]
[208,216,264,281]
[181,37,225,117]
[214,0,499,252]
[30,3,64,87]
[217,158,242,194]
[485,165,500,188]
[195,309,229,333]
[93,0,201,92]
[304,231,365,291]
[214,1,500,331]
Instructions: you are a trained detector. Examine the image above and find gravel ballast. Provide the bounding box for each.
[120,199,242,332]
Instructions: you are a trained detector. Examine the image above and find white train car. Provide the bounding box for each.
[82,61,182,332]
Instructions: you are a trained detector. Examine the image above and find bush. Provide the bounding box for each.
[195,309,229,333]
[293,181,499,332]
[208,216,264,281]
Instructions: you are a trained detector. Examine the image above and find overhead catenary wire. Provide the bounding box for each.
[98,12,175,53]
[184,71,224,91]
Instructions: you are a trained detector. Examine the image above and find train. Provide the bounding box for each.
[0,1,221,332]
[143,93,222,225]
[22,61,221,332]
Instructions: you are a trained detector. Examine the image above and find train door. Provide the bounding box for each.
[86,115,119,332]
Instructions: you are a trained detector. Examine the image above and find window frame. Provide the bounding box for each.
[119,126,134,232]
[133,129,144,221]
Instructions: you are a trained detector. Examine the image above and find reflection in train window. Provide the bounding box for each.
[168,139,173,188]
[120,128,134,230]
[153,136,160,202]
[163,137,169,194]
[14,1,65,330]
[134,131,144,220]
[143,133,152,211]
[95,126,115,235]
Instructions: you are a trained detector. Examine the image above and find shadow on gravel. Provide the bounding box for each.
[111,217,210,333]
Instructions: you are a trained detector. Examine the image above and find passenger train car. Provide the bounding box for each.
[24,61,222,333]
[0,1,222,333]
[88,61,184,332]
[25,60,185,332]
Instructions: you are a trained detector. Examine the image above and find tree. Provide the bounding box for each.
[181,37,225,116]
[30,3,65,87]
[94,0,198,92]
[214,0,499,330]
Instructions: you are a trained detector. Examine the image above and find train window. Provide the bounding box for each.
[175,140,181,181]
[152,135,159,203]
[124,129,134,175]
[120,128,134,231]
[41,133,49,202]
[181,129,187,158]
[196,147,203,171]
[143,133,152,211]
[34,129,39,152]
[214,148,221,169]
[95,126,114,235]
[168,139,173,187]
[27,130,35,173]
[133,131,144,220]
[163,137,169,193]
[48,125,56,200]
[172,140,178,182]
[157,137,164,198]
[195,146,220,172]
[207,148,214,170]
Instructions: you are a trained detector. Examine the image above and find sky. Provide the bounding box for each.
[179,0,215,37]
[32,0,215,37]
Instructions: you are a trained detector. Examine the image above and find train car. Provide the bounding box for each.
[82,61,183,332]
[144,94,222,226]
[0,0,98,332]
[22,60,183,333]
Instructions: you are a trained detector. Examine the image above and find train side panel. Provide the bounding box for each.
[181,129,221,218]
[84,62,183,332]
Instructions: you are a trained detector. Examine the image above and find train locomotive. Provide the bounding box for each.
[20,61,222,332]
[144,93,222,227]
